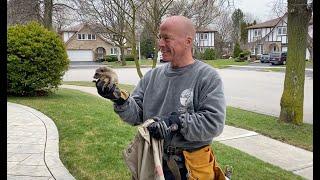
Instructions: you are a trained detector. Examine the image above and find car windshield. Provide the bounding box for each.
[270,53,281,58]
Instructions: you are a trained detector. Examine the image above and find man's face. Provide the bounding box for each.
[157,22,188,62]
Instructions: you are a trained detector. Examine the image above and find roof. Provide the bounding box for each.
[247,16,282,29]
[63,23,114,46]
[247,12,312,29]
[196,28,217,33]
[60,24,84,32]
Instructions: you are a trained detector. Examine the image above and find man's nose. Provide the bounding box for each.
[158,38,165,48]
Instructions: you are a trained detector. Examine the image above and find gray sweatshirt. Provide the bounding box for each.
[114,60,226,149]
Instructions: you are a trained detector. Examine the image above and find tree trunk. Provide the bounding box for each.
[132,41,143,78]
[44,0,53,30]
[279,0,311,125]
[152,38,158,68]
[120,46,126,66]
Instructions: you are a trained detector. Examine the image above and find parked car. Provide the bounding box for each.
[260,53,270,63]
[157,51,167,63]
[270,52,287,65]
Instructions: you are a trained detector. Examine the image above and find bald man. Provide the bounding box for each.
[95,15,226,179]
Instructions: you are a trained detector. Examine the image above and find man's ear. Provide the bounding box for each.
[186,36,193,48]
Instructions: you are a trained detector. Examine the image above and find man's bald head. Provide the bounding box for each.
[160,15,196,40]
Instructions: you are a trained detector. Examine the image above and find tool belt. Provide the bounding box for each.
[164,145,206,156]
[183,145,226,180]
[164,145,226,180]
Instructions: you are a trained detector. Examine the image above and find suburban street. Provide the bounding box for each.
[63,64,313,124]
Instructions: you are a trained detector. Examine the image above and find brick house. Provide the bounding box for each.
[60,23,123,62]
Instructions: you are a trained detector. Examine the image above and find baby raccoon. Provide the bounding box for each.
[93,67,119,86]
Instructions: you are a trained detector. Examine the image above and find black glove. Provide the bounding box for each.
[95,79,129,105]
[147,113,182,140]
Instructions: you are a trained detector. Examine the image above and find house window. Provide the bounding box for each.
[200,33,208,40]
[78,34,81,40]
[92,34,96,40]
[254,29,261,37]
[277,27,287,35]
[82,34,86,39]
[111,47,118,55]
[113,34,119,41]
[88,34,92,40]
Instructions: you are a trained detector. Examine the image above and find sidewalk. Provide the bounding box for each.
[7,102,75,180]
[7,85,313,179]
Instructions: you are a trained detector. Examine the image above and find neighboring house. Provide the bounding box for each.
[59,23,121,62]
[194,29,217,52]
[247,13,313,59]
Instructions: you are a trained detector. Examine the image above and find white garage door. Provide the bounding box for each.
[67,50,93,62]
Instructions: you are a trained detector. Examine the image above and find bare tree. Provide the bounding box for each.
[167,0,222,29]
[52,2,79,32]
[212,9,233,56]
[7,0,60,30]
[70,0,129,66]
[138,0,174,68]
[7,0,41,26]
[72,0,145,77]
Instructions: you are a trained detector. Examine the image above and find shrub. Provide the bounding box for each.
[7,21,69,96]
[105,55,118,62]
[203,48,216,60]
[124,54,135,61]
[242,50,251,56]
[233,42,242,58]
[194,51,204,60]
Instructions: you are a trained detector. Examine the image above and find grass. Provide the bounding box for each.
[62,81,136,93]
[203,59,250,68]
[226,107,313,151]
[104,59,154,68]
[62,81,313,151]
[98,59,250,69]
[8,89,304,179]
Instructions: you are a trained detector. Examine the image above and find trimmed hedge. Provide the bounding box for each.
[105,55,118,62]
[124,55,135,61]
[7,22,69,96]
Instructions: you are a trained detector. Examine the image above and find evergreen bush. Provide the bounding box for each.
[203,48,216,60]
[7,22,69,96]
[105,55,118,62]
[233,42,242,58]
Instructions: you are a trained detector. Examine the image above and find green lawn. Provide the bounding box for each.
[226,107,312,151]
[99,59,250,69]
[62,81,313,151]
[103,59,154,68]
[63,81,136,93]
[203,59,250,68]
[8,89,304,179]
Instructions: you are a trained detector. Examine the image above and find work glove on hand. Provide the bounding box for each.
[95,79,129,105]
[147,112,182,140]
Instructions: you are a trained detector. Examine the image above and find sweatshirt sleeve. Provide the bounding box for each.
[113,71,151,125]
[179,73,226,142]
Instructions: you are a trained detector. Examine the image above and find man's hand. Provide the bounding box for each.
[147,119,171,140]
[95,79,129,105]
[147,113,182,140]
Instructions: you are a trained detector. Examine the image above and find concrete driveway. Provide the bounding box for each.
[63,65,313,124]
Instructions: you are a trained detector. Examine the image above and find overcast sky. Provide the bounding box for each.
[232,0,282,22]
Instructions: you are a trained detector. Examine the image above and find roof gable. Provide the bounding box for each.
[64,24,113,46]
[247,16,283,29]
